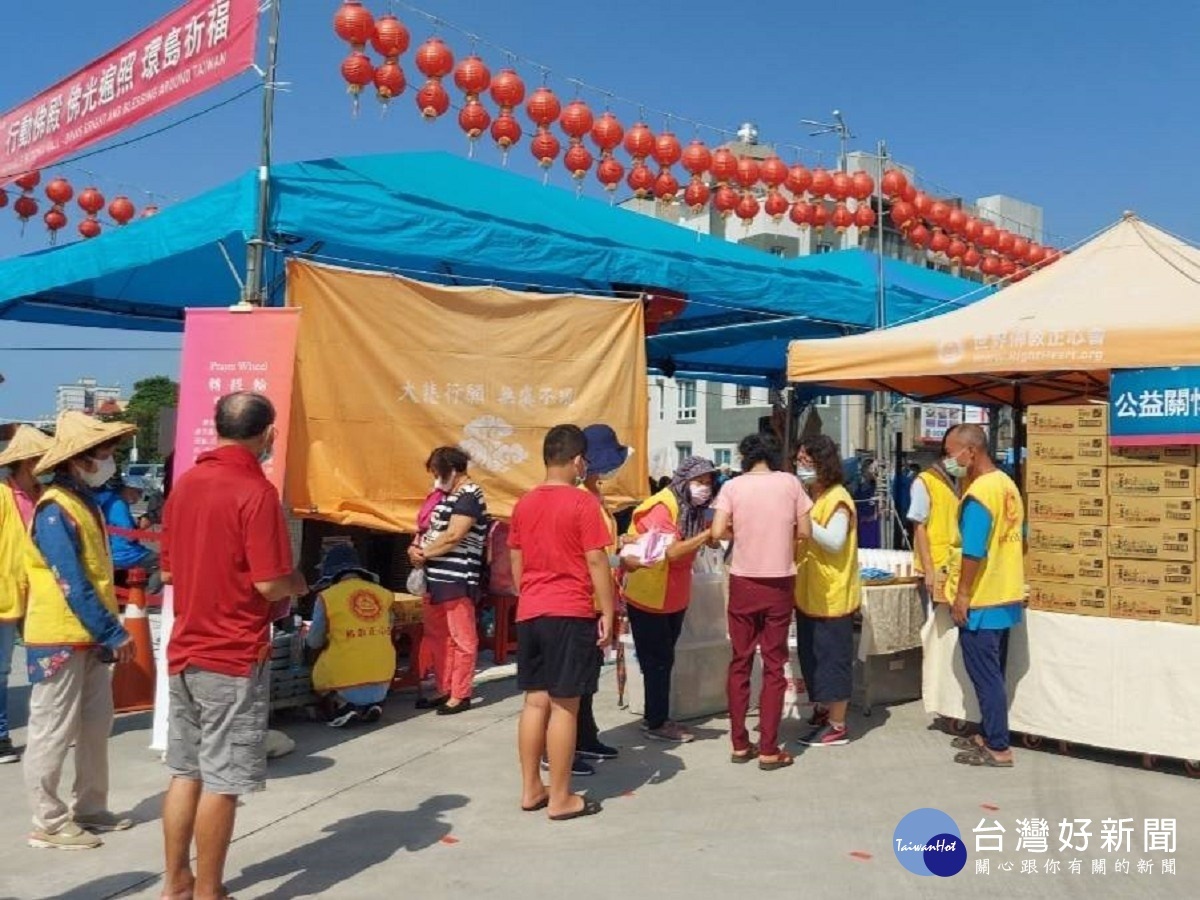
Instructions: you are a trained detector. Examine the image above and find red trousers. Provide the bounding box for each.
[422,596,479,701]
[726,574,795,756]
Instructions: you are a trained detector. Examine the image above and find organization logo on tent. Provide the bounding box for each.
[461,416,529,473]
[938,338,966,366]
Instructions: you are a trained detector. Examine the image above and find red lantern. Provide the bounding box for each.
[810,203,829,229]
[1000,258,1017,277]
[830,172,853,202]
[854,204,876,232]
[765,191,789,221]
[978,224,998,249]
[830,202,854,232]
[78,218,102,239]
[652,131,682,169]
[453,55,491,99]
[14,195,38,221]
[370,14,410,59]
[15,171,40,192]
[760,156,788,189]
[809,168,833,198]
[333,1,374,48]
[713,185,739,218]
[341,52,375,96]
[734,157,760,190]
[525,87,561,127]
[458,100,491,139]
[490,69,525,109]
[627,162,654,198]
[78,187,105,216]
[1042,247,1060,265]
[1027,244,1046,266]
[962,247,982,269]
[683,180,710,212]
[560,100,594,140]
[0,191,6,209]
[623,122,655,160]
[490,112,522,150]
[785,164,812,197]
[530,130,560,168]
[928,200,950,228]
[373,62,406,103]
[736,193,760,224]
[963,217,982,243]
[980,255,1000,277]
[591,112,624,153]
[654,170,679,202]
[901,182,917,203]
[45,177,73,205]
[929,230,950,254]
[947,238,967,261]
[912,192,932,219]
[141,205,159,218]
[908,224,930,248]
[416,79,450,119]
[415,37,454,79]
[996,230,1015,255]
[851,171,875,201]
[564,143,593,180]
[947,208,967,235]
[1011,237,1030,260]
[108,196,135,225]
[1011,268,1028,283]
[880,168,908,198]
[890,200,916,229]
[44,208,67,236]
[597,156,624,191]
[710,148,738,185]
[681,140,711,177]
[789,200,814,229]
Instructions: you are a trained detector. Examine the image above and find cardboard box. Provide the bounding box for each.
[1027,523,1107,555]
[1109,495,1199,528]
[1027,581,1109,617]
[1025,464,1107,494]
[1109,445,1198,467]
[1027,434,1110,466]
[1108,466,1194,498]
[1108,526,1195,562]
[1109,558,1197,592]
[1027,493,1108,524]
[1026,404,1109,436]
[1109,587,1198,625]
[1024,550,1109,586]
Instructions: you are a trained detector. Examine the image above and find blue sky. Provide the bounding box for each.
[1,0,1197,419]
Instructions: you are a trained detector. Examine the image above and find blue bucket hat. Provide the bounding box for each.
[582,424,630,475]
[313,542,378,591]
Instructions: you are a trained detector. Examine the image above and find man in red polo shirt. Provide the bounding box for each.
[159,392,306,900]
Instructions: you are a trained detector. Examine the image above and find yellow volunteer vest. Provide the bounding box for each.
[23,484,119,647]
[795,485,861,618]
[913,468,960,576]
[621,488,679,612]
[580,485,618,612]
[0,483,35,622]
[312,578,397,693]
[944,470,1025,608]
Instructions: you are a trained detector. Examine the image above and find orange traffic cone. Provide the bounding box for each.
[113,567,156,713]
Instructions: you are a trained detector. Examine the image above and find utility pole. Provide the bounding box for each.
[241,0,283,307]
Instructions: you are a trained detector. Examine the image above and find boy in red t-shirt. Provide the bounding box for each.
[509,425,615,821]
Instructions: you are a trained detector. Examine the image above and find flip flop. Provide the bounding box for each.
[954,747,1014,768]
[521,796,549,813]
[549,798,603,821]
[730,748,759,764]
[758,751,795,772]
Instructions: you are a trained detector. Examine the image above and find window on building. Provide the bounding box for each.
[676,443,693,466]
[769,245,787,257]
[677,380,697,422]
[714,448,732,467]
[816,241,833,254]
[735,384,752,406]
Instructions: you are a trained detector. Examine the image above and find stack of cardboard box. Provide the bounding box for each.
[1024,404,1198,625]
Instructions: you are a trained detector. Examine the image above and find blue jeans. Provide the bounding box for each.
[959,627,1011,751]
[0,621,15,740]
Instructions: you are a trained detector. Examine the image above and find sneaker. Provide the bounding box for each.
[642,721,694,743]
[0,737,19,764]
[362,705,383,724]
[329,705,361,728]
[541,755,595,777]
[576,741,619,761]
[801,723,849,747]
[28,822,102,850]
[74,811,133,833]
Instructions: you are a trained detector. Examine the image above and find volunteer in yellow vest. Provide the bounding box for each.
[622,456,717,744]
[794,435,860,748]
[0,424,55,766]
[23,411,137,851]
[944,423,1024,769]
[306,543,396,728]
[907,436,961,610]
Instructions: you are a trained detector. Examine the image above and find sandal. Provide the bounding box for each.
[951,736,983,752]
[549,798,603,821]
[730,748,759,764]
[954,746,1014,768]
[758,751,795,771]
[521,796,549,813]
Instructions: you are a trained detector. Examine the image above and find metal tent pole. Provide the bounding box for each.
[242,0,283,307]
[873,140,892,549]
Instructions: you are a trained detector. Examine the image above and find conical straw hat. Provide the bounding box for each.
[0,424,54,467]
[34,410,137,475]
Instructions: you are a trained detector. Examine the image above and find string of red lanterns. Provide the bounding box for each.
[1,170,156,243]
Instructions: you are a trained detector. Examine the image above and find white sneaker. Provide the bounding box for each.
[28,822,103,850]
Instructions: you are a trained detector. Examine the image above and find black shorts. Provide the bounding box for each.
[796,611,855,704]
[516,616,600,699]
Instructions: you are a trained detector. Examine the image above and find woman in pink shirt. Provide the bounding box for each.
[711,433,812,770]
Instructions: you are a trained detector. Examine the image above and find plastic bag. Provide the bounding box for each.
[620,527,675,566]
[406,567,427,596]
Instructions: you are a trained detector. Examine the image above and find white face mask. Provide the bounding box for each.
[943,455,966,479]
[689,483,712,505]
[796,466,818,485]
[79,456,117,488]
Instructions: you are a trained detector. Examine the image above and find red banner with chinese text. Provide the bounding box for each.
[173,307,299,495]
[1,0,258,183]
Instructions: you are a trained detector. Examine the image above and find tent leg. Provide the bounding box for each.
[1012,386,1025,487]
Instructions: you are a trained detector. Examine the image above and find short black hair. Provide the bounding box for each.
[426,446,471,478]
[800,435,844,487]
[738,432,783,471]
[543,424,587,466]
[215,392,275,441]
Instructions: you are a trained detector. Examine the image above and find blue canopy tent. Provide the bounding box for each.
[0,151,985,382]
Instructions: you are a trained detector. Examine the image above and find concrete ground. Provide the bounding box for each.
[1,648,1198,899]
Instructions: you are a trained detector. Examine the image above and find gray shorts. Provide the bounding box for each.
[166,664,269,795]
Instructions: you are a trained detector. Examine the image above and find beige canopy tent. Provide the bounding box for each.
[787,214,1200,406]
